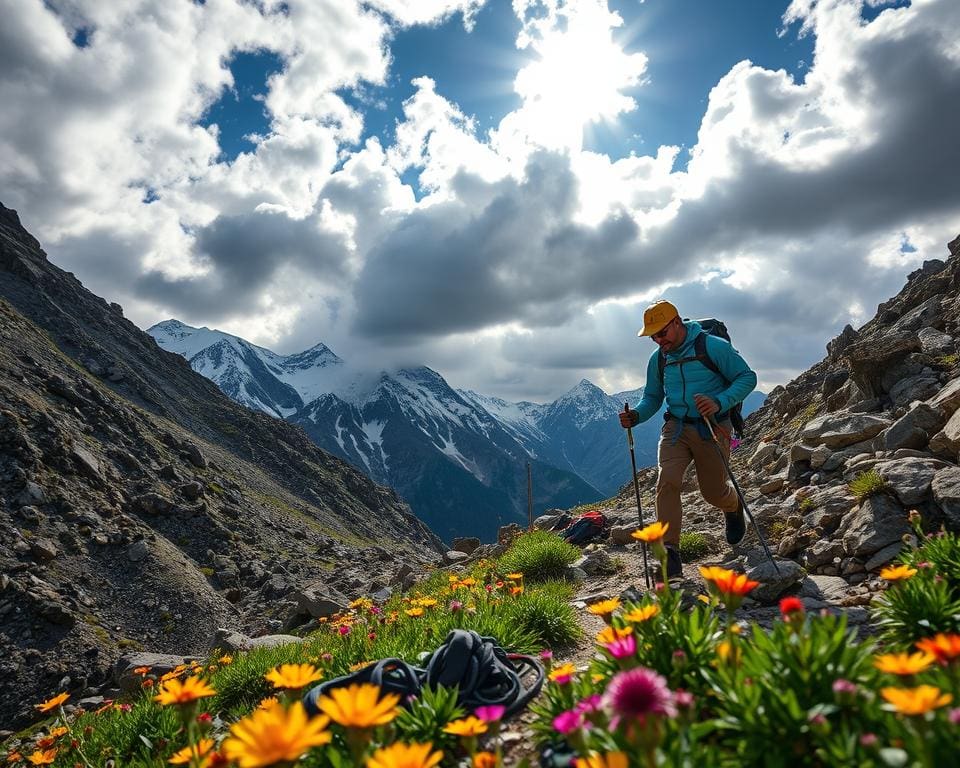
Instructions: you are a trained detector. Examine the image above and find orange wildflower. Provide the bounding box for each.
[473,752,498,768]
[154,676,217,706]
[34,693,69,713]
[133,666,151,676]
[367,742,443,768]
[596,626,633,645]
[576,753,629,768]
[443,716,488,737]
[27,752,56,767]
[264,664,323,690]
[880,564,917,581]
[880,685,952,715]
[586,599,620,617]
[631,521,669,543]
[915,633,960,664]
[874,652,936,675]
[699,567,759,598]
[168,738,215,765]
[222,701,331,767]
[316,683,401,728]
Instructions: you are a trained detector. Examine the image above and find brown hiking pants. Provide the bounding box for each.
[656,418,739,546]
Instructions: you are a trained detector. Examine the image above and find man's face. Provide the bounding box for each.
[651,316,682,352]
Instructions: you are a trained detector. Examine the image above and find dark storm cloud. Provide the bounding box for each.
[136,209,349,318]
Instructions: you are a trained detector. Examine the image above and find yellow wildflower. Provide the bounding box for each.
[880,564,917,581]
[27,752,56,766]
[631,521,669,543]
[595,626,633,645]
[168,738,215,765]
[223,701,331,768]
[443,716,488,737]
[264,664,324,690]
[576,753,629,768]
[405,607,425,618]
[154,676,217,706]
[586,598,620,617]
[874,652,936,675]
[317,683,401,728]
[623,605,660,623]
[366,742,444,768]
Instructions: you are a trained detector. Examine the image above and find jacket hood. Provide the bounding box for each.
[665,320,703,360]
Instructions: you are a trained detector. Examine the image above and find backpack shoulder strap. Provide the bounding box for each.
[657,349,666,385]
[694,332,725,381]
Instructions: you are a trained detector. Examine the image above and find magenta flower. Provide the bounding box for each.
[949,708,960,725]
[859,733,878,747]
[574,695,602,715]
[449,599,463,613]
[552,709,583,735]
[540,649,554,661]
[605,634,637,660]
[603,667,676,725]
[832,679,857,696]
[475,705,506,723]
[337,625,351,636]
[673,690,695,710]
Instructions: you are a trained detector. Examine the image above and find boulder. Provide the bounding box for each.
[841,495,910,557]
[882,403,947,451]
[443,550,470,565]
[801,413,891,449]
[918,327,955,354]
[927,376,960,416]
[931,467,960,529]
[844,331,922,397]
[890,295,943,334]
[749,441,779,467]
[575,549,617,577]
[874,457,949,506]
[288,582,349,619]
[864,541,904,571]
[798,575,851,602]
[183,442,207,469]
[803,539,845,569]
[213,628,302,653]
[929,408,960,457]
[745,559,805,603]
[888,375,941,408]
[609,524,641,545]
[71,445,102,483]
[115,652,198,692]
[126,540,150,562]
[451,537,481,555]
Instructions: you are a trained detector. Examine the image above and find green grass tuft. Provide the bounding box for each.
[496,531,580,583]
[847,468,888,501]
[678,531,711,561]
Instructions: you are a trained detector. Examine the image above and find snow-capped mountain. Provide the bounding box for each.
[147,321,602,542]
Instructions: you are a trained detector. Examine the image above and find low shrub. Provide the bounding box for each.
[678,531,711,561]
[496,530,579,583]
[847,468,888,500]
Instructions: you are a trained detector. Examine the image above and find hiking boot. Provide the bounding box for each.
[664,545,683,579]
[725,503,746,545]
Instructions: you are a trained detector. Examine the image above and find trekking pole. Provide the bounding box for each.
[702,415,781,576]
[624,403,652,589]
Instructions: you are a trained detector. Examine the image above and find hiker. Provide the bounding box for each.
[619,300,757,578]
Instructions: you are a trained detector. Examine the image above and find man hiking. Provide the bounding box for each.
[620,300,758,578]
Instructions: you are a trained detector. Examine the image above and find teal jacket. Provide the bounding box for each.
[634,321,757,424]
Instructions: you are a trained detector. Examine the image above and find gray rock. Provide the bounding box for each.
[183,442,207,469]
[451,537,481,555]
[809,445,833,469]
[16,481,46,507]
[798,575,851,602]
[443,550,470,565]
[391,564,415,586]
[874,457,949,506]
[759,471,788,495]
[179,482,204,501]
[135,492,173,515]
[891,295,943,334]
[289,582,349,619]
[927,376,960,416]
[126,540,149,562]
[888,375,941,408]
[883,403,947,451]
[931,466,960,529]
[864,541,904,571]
[71,445,102,482]
[30,538,58,562]
[609,524,641,545]
[115,652,198,692]
[801,412,891,449]
[842,495,910,557]
[803,539,845,569]
[213,628,302,653]
[929,408,960,456]
[565,566,588,583]
[918,327,955,354]
[745,559,805,603]
[575,549,617,577]
[750,441,780,467]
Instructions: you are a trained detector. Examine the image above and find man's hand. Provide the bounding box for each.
[694,394,720,419]
[619,408,640,429]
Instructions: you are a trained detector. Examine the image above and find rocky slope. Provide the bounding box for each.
[0,203,441,730]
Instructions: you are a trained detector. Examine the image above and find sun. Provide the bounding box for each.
[511,1,647,151]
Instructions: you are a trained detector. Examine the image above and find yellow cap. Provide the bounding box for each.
[638,300,679,336]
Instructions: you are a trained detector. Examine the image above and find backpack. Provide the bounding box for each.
[657,318,746,437]
[561,510,607,545]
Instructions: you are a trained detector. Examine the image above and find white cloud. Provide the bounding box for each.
[2,0,960,404]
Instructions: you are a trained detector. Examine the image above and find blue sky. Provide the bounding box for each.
[2,0,957,402]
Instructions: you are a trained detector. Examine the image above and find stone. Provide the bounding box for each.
[126,540,149,562]
[498,523,522,545]
[16,481,46,507]
[749,441,779,467]
[179,482,204,501]
[844,331,922,397]
[821,369,850,397]
[929,408,960,456]
[927,376,960,416]
[883,403,947,451]
[30,538,58,562]
[798,575,850,602]
[874,457,949,506]
[864,542,904,571]
[115,652,197,692]
[183,442,207,469]
[890,295,943,334]
[391,564,414,586]
[931,466,960,529]
[759,471,787,495]
[801,412,891,449]
[789,443,816,463]
[443,550,470,565]
[841,495,910,557]
[609,524,641,545]
[575,549,617,577]
[745,559,805,603]
[135,492,173,515]
[565,566,588,583]
[213,628,302,653]
[803,540,845,569]
[288,582,349,619]
[918,327,955,354]
[451,537,481,555]
[888,375,941,408]
[71,445,102,482]
[809,445,832,469]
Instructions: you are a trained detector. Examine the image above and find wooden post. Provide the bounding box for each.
[527,462,534,530]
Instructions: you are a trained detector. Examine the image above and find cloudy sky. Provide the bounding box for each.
[3,0,959,403]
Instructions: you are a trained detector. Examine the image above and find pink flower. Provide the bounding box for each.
[474,705,506,723]
[321,653,333,662]
[338,625,351,636]
[730,437,741,450]
[574,695,602,715]
[370,605,383,615]
[603,667,676,725]
[673,690,695,710]
[604,634,637,660]
[832,679,857,696]
[449,600,463,613]
[859,733,878,747]
[949,708,960,725]
[552,710,583,735]
[539,649,553,661]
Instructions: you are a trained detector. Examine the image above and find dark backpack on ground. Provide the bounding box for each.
[560,510,607,545]
[657,318,746,437]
